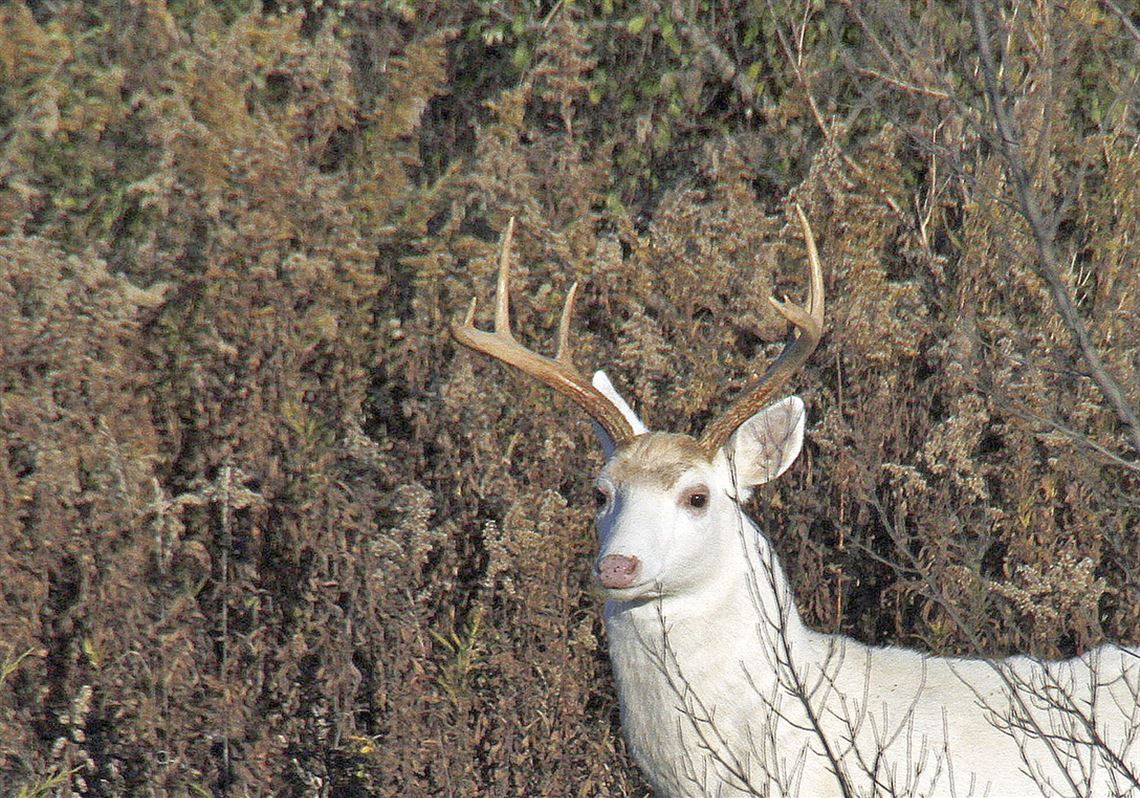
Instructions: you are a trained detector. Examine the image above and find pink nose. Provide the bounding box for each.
[597,554,641,589]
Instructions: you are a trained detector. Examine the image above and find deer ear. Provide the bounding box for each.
[724,396,806,488]
[591,370,647,457]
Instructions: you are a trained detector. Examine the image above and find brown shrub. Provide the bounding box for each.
[0,1,1135,796]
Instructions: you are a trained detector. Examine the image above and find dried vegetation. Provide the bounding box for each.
[0,0,1136,795]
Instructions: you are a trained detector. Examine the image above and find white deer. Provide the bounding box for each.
[452,209,1140,798]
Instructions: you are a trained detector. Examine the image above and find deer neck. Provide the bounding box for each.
[600,513,812,798]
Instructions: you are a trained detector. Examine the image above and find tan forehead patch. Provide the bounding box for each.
[605,432,711,489]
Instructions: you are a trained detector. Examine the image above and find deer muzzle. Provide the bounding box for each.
[596,554,641,589]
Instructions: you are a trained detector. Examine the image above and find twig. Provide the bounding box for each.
[1005,405,1140,475]
[1098,0,1140,45]
[854,67,951,101]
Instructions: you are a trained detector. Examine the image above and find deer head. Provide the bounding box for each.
[452,208,824,602]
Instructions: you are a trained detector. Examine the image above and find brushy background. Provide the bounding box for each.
[0,0,1136,795]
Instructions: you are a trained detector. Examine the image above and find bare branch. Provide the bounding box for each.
[967,0,1140,457]
[1098,0,1140,45]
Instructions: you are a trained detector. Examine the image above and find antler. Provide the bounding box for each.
[451,218,638,447]
[697,205,825,455]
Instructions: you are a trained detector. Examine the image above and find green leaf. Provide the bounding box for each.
[660,17,681,55]
[628,15,647,35]
[743,20,760,47]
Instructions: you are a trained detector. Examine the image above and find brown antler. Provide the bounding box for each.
[451,218,638,447]
[697,205,825,455]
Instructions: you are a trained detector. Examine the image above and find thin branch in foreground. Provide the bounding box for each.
[967,0,1140,458]
[1098,0,1140,45]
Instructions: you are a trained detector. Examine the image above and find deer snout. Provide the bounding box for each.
[597,554,641,589]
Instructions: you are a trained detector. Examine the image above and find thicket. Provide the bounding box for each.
[0,0,1136,795]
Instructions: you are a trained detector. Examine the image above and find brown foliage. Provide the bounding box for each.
[0,1,1136,796]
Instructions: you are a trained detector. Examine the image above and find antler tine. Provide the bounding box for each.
[451,219,637,447]
[493,217,516,336]
[796,203,824,322]
[555,282,579,365]
[698,204,825,455]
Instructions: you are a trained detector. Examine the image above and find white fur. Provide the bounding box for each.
[592,370,649,458]
[591,394,1140,798]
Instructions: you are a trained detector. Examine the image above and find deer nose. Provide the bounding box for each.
[597,554,641,589]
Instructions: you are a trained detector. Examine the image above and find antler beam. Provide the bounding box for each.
[451,218,638,447]
[697,205,825,455]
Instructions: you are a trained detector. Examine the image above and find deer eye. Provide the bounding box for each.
[594,485,612,511]
[681,486,709,511]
